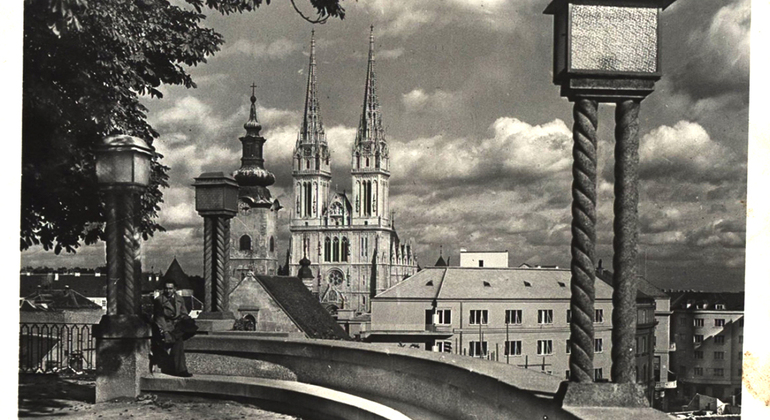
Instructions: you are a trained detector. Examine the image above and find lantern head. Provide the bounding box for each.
[192,172,239,218]
[95,135,154,190]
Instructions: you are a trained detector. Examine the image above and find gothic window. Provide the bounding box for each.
[328,270,343,286]
[315,156,320,170]
[269,236,275,253]
[366,157,370,167]
[356,153,360,169]
[306,159,310,169]
[333,237,340,262]
[239,235,252,251]
[324,237,331,262]
[373,181,378,215]
[304,183,312,216]
[341,237,349,262]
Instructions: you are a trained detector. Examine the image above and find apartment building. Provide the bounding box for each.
[368,266,615,380]
[669,291,744,406]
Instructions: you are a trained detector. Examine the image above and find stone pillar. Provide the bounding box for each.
[95,189,150,402]
[196,215,236,332]
[611,99,641,383]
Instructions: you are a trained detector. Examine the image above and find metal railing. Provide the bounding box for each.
[19,323,96,374]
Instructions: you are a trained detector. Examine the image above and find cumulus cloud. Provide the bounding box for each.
[390,117,571,186]
[639,121,743,182]
[402,89,462,113]
[671,0,749,100]
[217,38,301,60]
[378,48,404,60]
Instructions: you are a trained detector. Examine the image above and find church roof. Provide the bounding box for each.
[255,275,350,340]
[375,267,615,301]
[162,258,192,290]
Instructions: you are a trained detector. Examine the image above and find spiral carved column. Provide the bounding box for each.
[203,217,213,312]
[119,194,137,315]
[569,98,599,383]
[105,192,120,316]
[213,217,228,312]
[611,99,641,383]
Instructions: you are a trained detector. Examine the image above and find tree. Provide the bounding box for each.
[21,0,344,254]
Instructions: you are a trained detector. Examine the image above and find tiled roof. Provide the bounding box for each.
[668,291,745,311]
[596,269,669,300]
[20,274,107,298]
[375,267,615,301]
[256,275,350,340]
[23,287,102,310]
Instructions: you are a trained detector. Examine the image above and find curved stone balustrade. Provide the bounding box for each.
[179,334,576,420]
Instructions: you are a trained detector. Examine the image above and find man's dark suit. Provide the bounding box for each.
[153,293,190,375]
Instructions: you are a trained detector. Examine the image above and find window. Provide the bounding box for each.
[566,309,572,323]
[269,236,274,253]
[469,341,488,358]
[714,351,725,360]
[715,304,726,310]
[435,309,452,325]
[478,260,484,267]
[566,339,571,354]
[694,318,704,327]
[694,350,703,359]
[341,237,349,262]
[694,334,704,344]
[537,340,553,355]
[505,309,522,325]
[694,367,703,376]
[595,338,603,353]
[324,237,331,262]
[715,318,725,327]
[538,309,553,324]
[239,235,252,251]
[595,309,604,323]
[333,237,340,262]
[714,368,724,377]
[715,335,725,345]
[436,341,452,353]
[594,368,603,381]
[641,336,647,354]
[505,341,522,356]
[469,310,488,325]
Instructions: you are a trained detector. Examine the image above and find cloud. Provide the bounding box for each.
[390,117,572,186]
[670,0,749,100]
[378,48,404,60]
[217,38,301,60]
[639,121,743,183]
[402,89,462,113]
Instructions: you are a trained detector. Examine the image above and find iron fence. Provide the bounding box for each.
[19,323,96,374]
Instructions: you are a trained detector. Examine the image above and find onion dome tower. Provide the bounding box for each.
[234,85,276,207]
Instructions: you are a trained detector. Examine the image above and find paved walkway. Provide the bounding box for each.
[18,374,301,419]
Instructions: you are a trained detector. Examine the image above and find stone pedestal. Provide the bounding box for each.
[94,315,151,403]
[196,311,236,332]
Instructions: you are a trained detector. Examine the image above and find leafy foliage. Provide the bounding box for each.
[22,0,344,254]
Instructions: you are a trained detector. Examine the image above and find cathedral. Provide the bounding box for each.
[226,28,418,316]
[288,28,418,315]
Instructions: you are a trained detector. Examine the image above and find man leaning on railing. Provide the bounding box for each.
[152,280,197,377]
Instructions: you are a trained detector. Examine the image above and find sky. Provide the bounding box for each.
[19,0,750,292]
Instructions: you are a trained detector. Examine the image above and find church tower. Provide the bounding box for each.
[228,87,281,278]
[292,30,331,228]
[351,26,390,227]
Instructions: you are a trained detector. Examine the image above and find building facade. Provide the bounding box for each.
[228,89,282,278]
[669,291,744,406]
[369,266,615,380]
[459,250,508,268]
[288,29,417,315]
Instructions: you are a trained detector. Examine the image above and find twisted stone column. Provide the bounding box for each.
[203,215,232,313]
[105,192,119,316]
[611,99,641,383]
[569,98,599,383]
[104,191,141,316]
[203,217,213,312]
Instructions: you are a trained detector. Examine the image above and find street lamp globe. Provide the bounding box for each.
[95,135,154,189]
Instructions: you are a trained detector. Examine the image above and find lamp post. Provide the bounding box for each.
[545,0,676,391]
[94,134,154,402]
[193,172,239,330]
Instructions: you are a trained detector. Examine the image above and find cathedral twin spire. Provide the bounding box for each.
[297,30,326,149]
[353,26,387,156]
